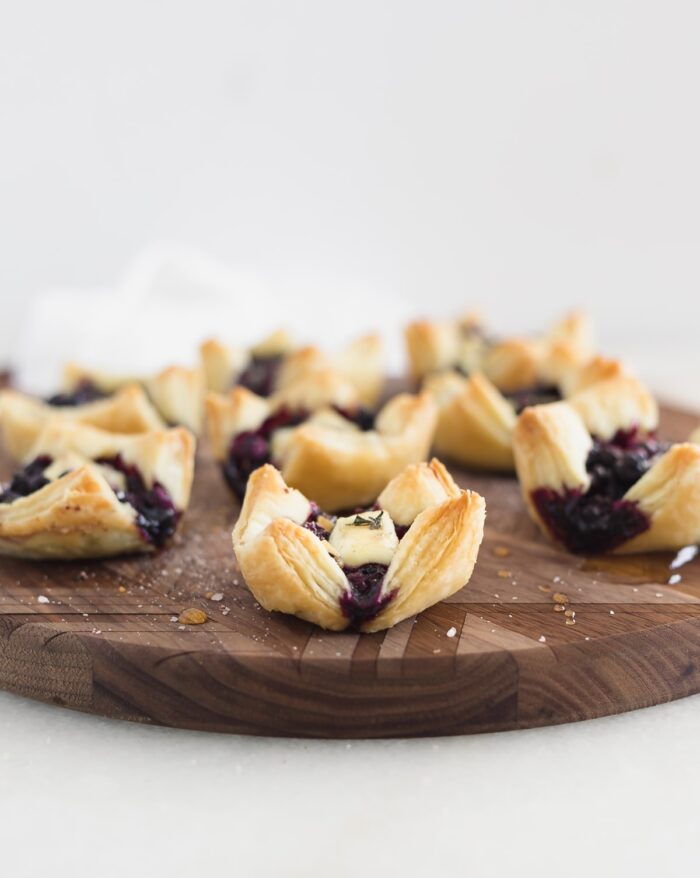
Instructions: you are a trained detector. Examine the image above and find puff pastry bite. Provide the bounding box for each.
[61,362,205,434]
[0,385,165,461]
[207,380,436,511]
[425,358,656,473]
[232,459,485,631]
[405,310,593,389]
[512,401,700,554]
[0,420,195,559]
[200,331,384,408]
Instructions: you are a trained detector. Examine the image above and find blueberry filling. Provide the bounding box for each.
[504,384,562,414]
[46,380,107,407]
[97,455,180,547]
[236,355,283,397]
[222,405,376,498]
[340,564,395,626]
[0,455,52,504]
[222,407,309,498]
[531,430,667,554]
[302,502,332,540]
[333,405,375,431]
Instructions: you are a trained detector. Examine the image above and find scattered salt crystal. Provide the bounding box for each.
[655,592,663,598]
[36,595,49,604]
[170,616,178,623]
[210,592,224,602]
[538,635,546,642]
[670,545,699,569]
[446,627,457,638]
[609,610,615,615]
[92,628,102,635]
[222,607,231,616]
[668,574,681,585]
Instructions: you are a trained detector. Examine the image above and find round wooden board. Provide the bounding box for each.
[0,402,699,738]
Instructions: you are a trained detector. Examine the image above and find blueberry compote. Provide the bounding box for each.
[236,356,283,397]
[0,456,52,504]
[46,380,107,407]
[97,455,179,547]
[531,428,667,554]
[223,407,309,498]
[340,564,396,626]
[302,502,332,540]
[504,384,562,414]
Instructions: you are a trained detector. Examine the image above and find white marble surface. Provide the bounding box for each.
[2,2,700,875]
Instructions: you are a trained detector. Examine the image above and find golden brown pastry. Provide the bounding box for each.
[0,419,195,559]
[232,459,485,631]
[512,401,700,554]
[206,384,437,511]
[405,310,593,385]
[62,362,205,434]
[0,385,165,461]
[200,331,384,408]
[425,358,656,473]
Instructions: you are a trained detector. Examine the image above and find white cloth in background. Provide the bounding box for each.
[14,245,412,394]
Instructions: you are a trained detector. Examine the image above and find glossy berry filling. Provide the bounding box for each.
[531,430,666,554]
[302,502,332,540]
[97,455,180,547]
[340,564,395,627]
[504,384,562,414]
[222,407,308,498]
[46,380,107,407]
[0,455,52,504]
[236,355,283,397]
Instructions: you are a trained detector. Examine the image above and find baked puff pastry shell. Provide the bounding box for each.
[200,332,384,408]
[62,362,205,435]
[0,385,165,461]
[405,310,593,386]
[425,361,657,473]
[232,460,485,631]
[512,402,700,554]
[0,420,195,559]
[207,385,437,511]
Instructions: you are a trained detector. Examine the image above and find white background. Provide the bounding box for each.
[1,2,700,876]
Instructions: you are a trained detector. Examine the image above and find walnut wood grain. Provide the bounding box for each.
[0,402,698,737]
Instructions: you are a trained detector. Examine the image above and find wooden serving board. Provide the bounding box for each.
[0,402,699,738]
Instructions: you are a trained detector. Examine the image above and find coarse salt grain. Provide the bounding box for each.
[538,635,546,642]
[210,592,224,602]
[37,595,49,604]
[446,627,457,638]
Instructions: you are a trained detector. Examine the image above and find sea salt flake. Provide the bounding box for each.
[210,592,224,602]
[538,635,546,642]
[446,627,457,638]
[668,574,681,585]
[37,595,49,604]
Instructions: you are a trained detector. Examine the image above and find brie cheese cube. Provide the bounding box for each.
[328,510,398,568]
